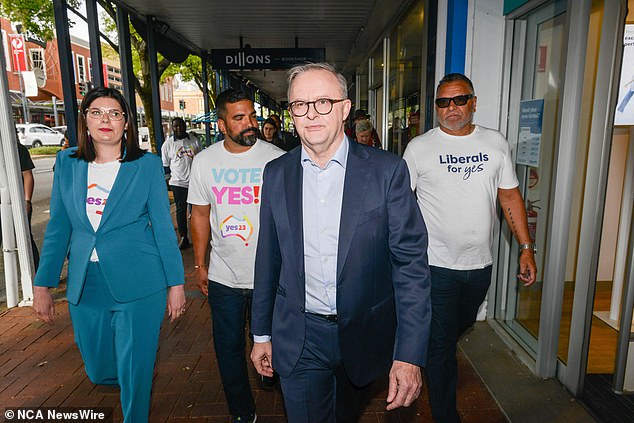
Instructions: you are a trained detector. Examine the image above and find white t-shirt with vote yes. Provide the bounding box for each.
[86,160,121,261]
[187,140,284,289]
[403,125,519,270]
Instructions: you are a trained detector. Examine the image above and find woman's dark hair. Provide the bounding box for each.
[261,117,279,141]
[72,86,143,162]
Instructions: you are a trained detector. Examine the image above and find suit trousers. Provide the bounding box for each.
[425,265,492,423]
[68,262,166,423]
[280,313,364,423]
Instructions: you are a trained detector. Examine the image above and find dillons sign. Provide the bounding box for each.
[210,48,325,71]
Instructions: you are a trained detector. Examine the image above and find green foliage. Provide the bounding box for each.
[0,0,80,40]
[29,146,61,155]
[174,54,216,107]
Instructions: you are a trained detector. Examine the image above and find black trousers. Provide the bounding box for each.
[170,185,189,239]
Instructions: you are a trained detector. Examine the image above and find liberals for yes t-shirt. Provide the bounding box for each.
[86,160,121,261]
[403,125,519,270]
[187,140,284,289]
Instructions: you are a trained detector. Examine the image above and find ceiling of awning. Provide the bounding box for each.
[116,0,416,102]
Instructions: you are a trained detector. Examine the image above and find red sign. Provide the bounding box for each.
[9,34,27,72]
[103,64,108,87]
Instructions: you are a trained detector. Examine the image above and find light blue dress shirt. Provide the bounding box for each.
[301,138,348,315]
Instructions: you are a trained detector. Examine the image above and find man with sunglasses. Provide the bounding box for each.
[250,62,431,422]
[403,73,537,423]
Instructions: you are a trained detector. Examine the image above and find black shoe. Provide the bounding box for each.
[260,372,278,390]
[178,237,190,250]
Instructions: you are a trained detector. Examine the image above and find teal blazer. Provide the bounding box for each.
[34,148,185,304]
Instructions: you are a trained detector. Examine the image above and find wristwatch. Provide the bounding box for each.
[519,243,537,254]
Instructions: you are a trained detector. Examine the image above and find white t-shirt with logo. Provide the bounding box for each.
[187,140,284,288]
[86,160,121,261]
[161,134,202,188]
[403,125,519,270]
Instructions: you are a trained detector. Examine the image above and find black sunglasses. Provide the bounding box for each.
[435,94,474,108]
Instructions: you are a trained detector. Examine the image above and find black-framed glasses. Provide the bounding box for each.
[288,98,346,117]
[434,94,474,108]
[85,108,126,121]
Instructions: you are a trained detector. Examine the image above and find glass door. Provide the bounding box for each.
[497,0,567,353]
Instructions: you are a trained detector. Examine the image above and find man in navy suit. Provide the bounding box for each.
[250,62,432,422]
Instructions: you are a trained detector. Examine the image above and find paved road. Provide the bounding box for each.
[0,155,55,304]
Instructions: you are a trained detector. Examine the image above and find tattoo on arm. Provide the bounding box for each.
[506,207,518,234]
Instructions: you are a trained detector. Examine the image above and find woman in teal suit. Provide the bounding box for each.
[33,87,185,422]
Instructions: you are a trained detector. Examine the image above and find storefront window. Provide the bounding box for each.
[387,1,425,155]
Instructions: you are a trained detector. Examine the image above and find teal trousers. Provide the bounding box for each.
[68,262,166,423]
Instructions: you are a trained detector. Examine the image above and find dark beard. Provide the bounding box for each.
[234,127,258,147]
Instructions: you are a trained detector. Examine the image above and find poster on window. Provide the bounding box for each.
[615,25,634,125]
[517,99,544,167]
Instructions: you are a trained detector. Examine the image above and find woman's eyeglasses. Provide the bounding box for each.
[434,94,474,108]
[85,108,126,121]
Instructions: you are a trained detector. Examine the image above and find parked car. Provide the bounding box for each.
[52,125,67,135]
[16,123,66,148]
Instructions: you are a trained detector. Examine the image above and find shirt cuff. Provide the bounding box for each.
[253,335,271,343]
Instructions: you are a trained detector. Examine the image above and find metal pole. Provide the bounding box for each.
[17,70,29,123]
[52,96,59,126]
[52,0,78,146]
[201,51,211,145]
[116,5,137,125]
[85,0,104,87]
[146,16,164,153]
[0,37,34,307]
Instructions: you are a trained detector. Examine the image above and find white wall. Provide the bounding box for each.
[465,0,506,131]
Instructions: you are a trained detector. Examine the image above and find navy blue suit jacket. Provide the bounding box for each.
[252,138,431,386]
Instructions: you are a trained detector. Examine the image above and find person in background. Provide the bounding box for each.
[33,86,186,423]
[269,113,300,151]
[403,73,536,423]
[261,117,285,150]
[189,88,284,423]
[161,117,202,250]
[346,108,381,148]
[250,62,431,422]
[1,131,40,269]
[354,119,376,147]
[17,138,39,269]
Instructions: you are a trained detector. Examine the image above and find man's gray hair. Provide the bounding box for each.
[355,119,372,133]
[287,62,348,100]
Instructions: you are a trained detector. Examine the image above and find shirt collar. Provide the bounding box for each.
[300,136,349,170]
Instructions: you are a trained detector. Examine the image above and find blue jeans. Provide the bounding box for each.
[425,265,492,423]
[207,280,255,418]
